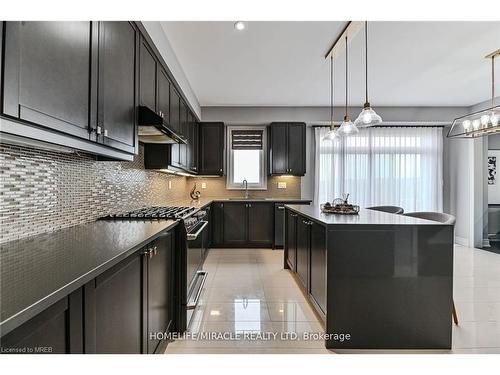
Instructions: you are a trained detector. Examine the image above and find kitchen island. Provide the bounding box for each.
[284,204,454,350]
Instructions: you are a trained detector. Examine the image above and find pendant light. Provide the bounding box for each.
[323,54,340,141]
[354,21,382,128]
[447,49,500,138]
[337,35,359,136]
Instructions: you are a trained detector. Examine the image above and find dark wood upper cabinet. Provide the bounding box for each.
[190,114,199,173]
[247,203,274,246]
[98,21,137,154]
[2,22,93,140]
[310,222,327,314]
[269,123,288,174]
[139,37,157,112]
[199,122,225,175]
[169,86,181,134]
[287,123,306,175]
[269,122,306,176]
[157,68,170,123]
[179,103,188,168]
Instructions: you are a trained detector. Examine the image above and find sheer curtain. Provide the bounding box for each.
[314,126,443,212]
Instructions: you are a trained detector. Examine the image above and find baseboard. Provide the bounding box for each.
[455,236,469,246]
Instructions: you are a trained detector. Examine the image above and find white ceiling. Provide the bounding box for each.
[161,21,500,107]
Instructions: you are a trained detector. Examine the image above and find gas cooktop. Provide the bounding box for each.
[102,206,198,220]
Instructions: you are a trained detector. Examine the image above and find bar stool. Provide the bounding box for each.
[403,211,458,325]
[367,206,404,214]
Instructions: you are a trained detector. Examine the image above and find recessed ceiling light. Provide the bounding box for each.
[234,21,246,31]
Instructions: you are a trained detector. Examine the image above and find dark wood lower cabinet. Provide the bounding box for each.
[296,217,310,290]
[147,232,174,354]
[247,203,273,246]
[84,252,144,354]
[310,222,327,314]
[223,202,247,246]
[211,202,224,246]
[215,202,274,248]
[0,289,83,354]
[285,210,297,271]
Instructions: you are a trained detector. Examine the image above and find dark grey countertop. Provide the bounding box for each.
[285,204,447,226]
[169,197,311,208]
[0,219,177,336]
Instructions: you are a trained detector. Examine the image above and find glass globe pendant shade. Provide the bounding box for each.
[337,116,359,136]
[491,111,499,127]
[322,125,340,141]
[354,103,382,128]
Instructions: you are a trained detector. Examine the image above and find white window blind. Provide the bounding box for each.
[314,126,443,212]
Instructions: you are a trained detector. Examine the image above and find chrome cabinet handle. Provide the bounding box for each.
[96,125,102,135]
[291,213,298,217]
[104,129,108,137]
[277,206,285,210]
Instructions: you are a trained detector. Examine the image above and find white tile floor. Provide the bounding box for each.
[165,245,500,354]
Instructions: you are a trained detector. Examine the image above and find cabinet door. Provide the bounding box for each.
[287,123,306,175]
[309,222,327,314]
[98,21,137,154]
[191,119,199,173]
[247,203,274,246]
[223,203,247,246]
[139,37,156,111]
[179,102,188,168]
[169,86,180,134]
[274,204,285,248]
[285,210,297,271]
[296,217,310,290]
[211,202,224,246]
[270,123,288,174]
[157,69,170,122]
[147,232,174,354]
[85,253,144,354]
[199,122,224,175]
[3,22,92,140]
[0,289,83,354]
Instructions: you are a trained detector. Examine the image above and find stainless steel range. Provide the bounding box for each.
[102,205,209,330]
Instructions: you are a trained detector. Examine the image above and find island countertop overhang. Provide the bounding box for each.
[284,204,450,226]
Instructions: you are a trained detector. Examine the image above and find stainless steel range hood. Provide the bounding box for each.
[138,106,186,144]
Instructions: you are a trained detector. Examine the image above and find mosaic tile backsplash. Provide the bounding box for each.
[1,142,302,244]
[1,143,188,243]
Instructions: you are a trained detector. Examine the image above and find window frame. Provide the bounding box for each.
[226,125,268,190]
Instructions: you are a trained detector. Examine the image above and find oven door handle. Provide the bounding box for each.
[186,221,208,241]
[186,271,208,310]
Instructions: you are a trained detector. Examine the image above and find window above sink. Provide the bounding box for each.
[226,126,267,190]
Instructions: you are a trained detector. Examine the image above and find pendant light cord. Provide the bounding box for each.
[493,54,496,107]
[330,54,333,127]
[345,35,348,118]
[365,21,368,104]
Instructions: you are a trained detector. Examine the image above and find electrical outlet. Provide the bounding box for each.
[278,182,287,189]
[201,182,207,189]
[168,180,172,189]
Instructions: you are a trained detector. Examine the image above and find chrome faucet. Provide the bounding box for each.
[242,179,249,199]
